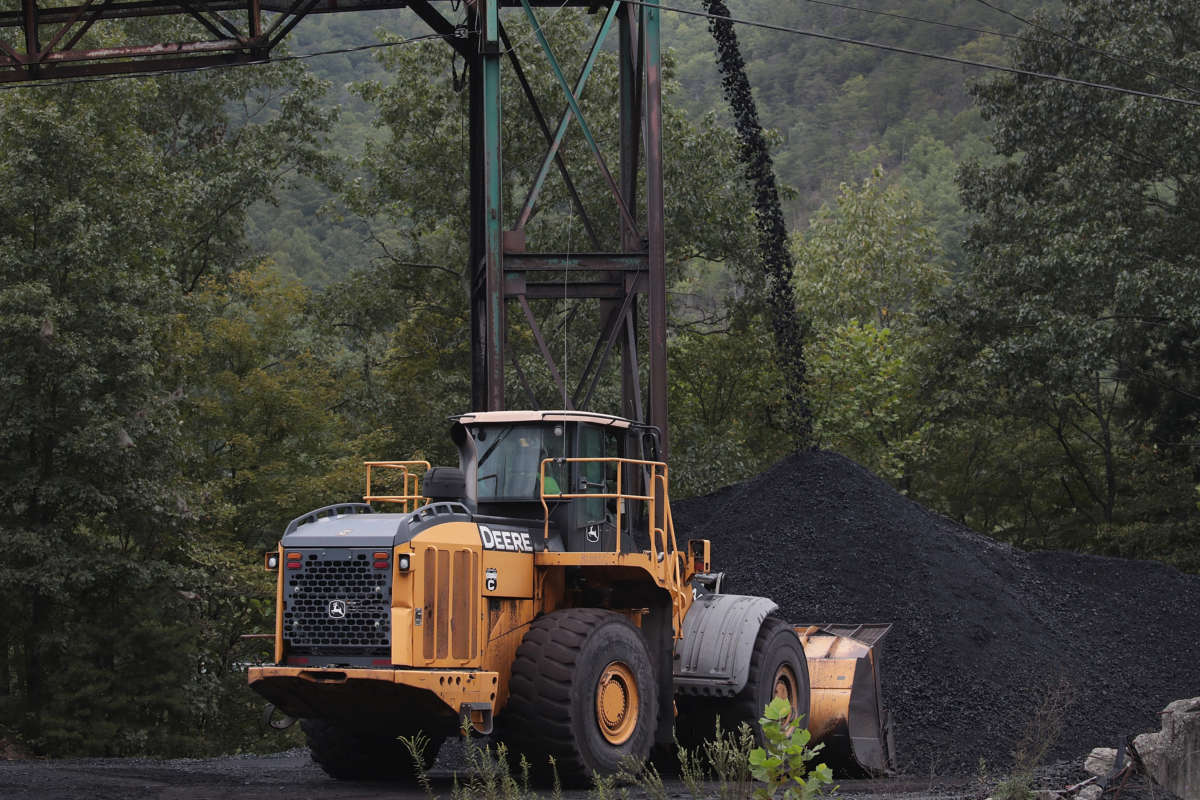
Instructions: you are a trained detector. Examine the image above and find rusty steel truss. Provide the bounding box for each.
[1,0,670,451]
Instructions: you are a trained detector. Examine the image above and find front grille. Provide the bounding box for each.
[418,545,479,662]
[283,549,391,657]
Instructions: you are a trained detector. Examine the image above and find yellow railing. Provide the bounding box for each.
[364,460,432,512]
[538,457,689,625]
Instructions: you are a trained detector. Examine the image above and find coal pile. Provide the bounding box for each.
[672,449,1200,774]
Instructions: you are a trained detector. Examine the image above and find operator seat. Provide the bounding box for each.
[423,467,466,503]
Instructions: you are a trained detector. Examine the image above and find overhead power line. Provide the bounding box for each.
[968,0,1200,97]
[624,0,1200,109]
[804,0,1198,97]
[796,0,1026,43]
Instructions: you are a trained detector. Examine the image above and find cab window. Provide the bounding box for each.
[475,424,566,500]
[577,425,618,523]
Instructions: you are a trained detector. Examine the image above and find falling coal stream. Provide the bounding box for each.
[706,0,812,444]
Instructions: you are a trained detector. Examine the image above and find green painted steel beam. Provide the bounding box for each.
[643,0,667,455]
[504,252,647,271]
[515,0,619,231]
[483,0,505,410]
[518,0,637,236]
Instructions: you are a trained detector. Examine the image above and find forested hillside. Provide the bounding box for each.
[668,0,1043,258]
[251,0,1048,283]
[3,0,1199,761]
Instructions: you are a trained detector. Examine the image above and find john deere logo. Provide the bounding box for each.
[328,600,347,619]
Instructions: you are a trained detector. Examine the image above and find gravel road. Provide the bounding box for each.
[5,738,1129,800]
[0,748,987,800]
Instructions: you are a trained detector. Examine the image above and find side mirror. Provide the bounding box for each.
[687,539,711,574]
[642,431,660,461]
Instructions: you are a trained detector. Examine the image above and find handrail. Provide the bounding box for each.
[652,469,690,634]
[538,456,661,547]
[537,456,690,636]
[364,460,432,512]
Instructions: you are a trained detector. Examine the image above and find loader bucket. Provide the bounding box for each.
[796,623,894,777]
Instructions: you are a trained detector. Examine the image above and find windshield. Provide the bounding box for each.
[475,424,566,500]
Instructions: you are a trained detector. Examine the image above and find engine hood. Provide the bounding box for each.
[280,502,473,548]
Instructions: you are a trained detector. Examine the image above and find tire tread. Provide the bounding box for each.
[300,719,443,781]
[503,608,655,785]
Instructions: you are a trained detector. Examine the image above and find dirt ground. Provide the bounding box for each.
[0,747,1104,800]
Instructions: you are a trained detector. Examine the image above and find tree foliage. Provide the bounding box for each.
[941,0,1200,566]
[0,61,335,755]
[793,170,947,484]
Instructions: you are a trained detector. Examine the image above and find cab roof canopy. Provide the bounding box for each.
[452,410,634,429]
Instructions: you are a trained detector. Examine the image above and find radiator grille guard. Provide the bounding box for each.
[283,549,392,657]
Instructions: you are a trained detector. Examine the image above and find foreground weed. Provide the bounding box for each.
[548,755,563,800]
[616,755,668,800]
[449,738,536,800]
[677,736,708,798]
[519,752,532,795]
[587,769,629,800]
[747,697,833,800]
[400,732,437,800]
[990,772,1034,800]
[992,679,1074,800]
[976,757,991,797]
[703,718,755,800]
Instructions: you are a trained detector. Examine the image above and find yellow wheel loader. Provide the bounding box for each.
[248,410,892,783]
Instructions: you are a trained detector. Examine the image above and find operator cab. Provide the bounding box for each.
[449,411,660,553]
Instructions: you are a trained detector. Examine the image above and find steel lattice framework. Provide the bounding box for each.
[0,0,671,452]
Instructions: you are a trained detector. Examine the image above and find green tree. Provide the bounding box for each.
[668,313,788,498]
[792,169,947,484]
[0,78,199,754]
[0,58,336,754]
[807,320,931,483]
[945,0,1200,566]
[173,264,357,753]
[178,264,356,551]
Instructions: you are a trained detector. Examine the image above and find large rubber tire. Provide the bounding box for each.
[503,608,659,786]
[676,615,810,748]
[301,719,443,781]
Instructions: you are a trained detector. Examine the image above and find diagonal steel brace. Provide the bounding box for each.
[517,0,639,239]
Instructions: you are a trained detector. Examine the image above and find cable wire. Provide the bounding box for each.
[968,0,1200,97]
[496,0,573,55]
[794,0,1027,43]
[623,0,1200,109]
[798,0,1198,97]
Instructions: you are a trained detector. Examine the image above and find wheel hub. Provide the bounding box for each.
[595,661,639,745]
[773,663,799,732]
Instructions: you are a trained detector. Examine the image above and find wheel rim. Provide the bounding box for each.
[595,660,639,745]
[773,663,800,731]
